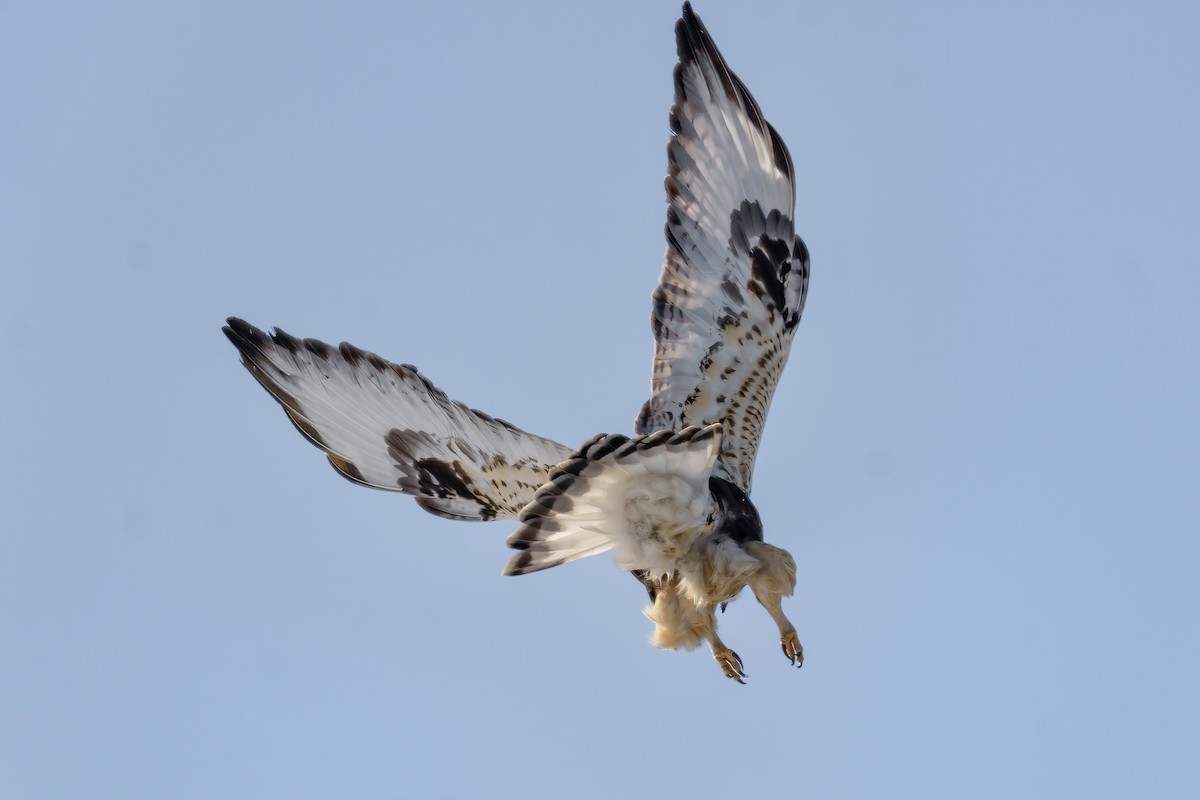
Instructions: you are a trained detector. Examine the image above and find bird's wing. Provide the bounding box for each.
[636,3,809,493]
[224,318,573,520]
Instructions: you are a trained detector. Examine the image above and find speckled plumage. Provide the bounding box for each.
[638,12,809,493]
[223,318,571,521]
[225,3,809,683]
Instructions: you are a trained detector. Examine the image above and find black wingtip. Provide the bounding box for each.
[224,316,258,339]
[222,317,270,357]
[676,3,703,64]
[672,0,792,180]
[677,2,716,63]
[674,1,742,107]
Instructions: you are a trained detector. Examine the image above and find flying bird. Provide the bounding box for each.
[224,2,810,683]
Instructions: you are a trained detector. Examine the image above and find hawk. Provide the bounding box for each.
[224,2,809,683]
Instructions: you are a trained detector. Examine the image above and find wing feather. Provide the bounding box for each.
[223,318,572,520]
[636,3,809,492]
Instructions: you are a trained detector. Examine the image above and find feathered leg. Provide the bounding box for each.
[644,580,746,684]
[744,541,803,667]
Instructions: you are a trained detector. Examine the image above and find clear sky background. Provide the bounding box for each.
[3,1,1198,797]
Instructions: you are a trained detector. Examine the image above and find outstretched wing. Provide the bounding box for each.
[636,3,809,493]
[224,318,573,520]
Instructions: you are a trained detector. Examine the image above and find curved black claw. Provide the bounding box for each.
[781,630,804,668]
[714,648,747,684]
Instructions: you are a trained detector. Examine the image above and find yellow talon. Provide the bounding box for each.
[713,648,746,684]
[780,630,804,667]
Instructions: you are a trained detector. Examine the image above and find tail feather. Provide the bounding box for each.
[503,425,722,576]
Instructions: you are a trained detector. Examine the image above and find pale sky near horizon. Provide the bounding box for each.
[3,1,1199,798]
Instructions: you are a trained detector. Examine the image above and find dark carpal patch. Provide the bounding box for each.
[728,200,806,332]
[750,247,788,315]
[385,428,500,518]
[412,458,475,500]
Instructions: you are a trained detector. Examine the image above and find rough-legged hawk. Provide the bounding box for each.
[224,2,809,683]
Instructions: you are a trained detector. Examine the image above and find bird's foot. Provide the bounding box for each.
[780,629,804,668]
[713,648,746,684]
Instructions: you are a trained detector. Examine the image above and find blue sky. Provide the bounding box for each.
[2,1,1198,797]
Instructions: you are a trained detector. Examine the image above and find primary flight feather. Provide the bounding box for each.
[225,2,810,683]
